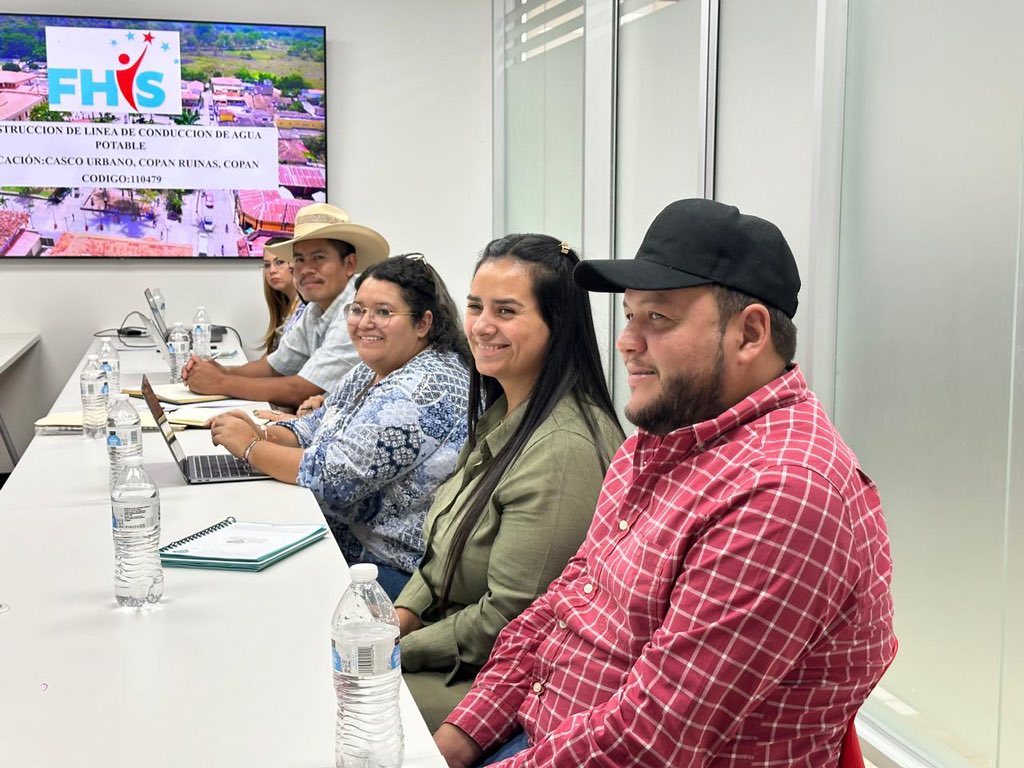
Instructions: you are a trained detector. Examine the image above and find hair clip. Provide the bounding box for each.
[399,252,425,262]
[559,241,570,255]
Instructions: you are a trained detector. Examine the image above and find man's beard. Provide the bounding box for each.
[624,344,725,436]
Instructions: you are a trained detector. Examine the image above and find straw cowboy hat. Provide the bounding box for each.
[266,203,390,270]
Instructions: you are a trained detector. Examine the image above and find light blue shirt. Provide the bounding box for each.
[266,281,358,391]
[279,346,470,573]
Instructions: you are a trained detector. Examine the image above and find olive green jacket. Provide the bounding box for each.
[395,393,624,683]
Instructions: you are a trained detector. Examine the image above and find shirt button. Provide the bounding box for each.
[532,681,544,694]
[557,619,567,629]
[583,583,594,594]
[618,519,629,531]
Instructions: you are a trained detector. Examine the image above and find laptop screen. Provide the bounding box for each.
[144,288,169,340]
[140,375,186,466]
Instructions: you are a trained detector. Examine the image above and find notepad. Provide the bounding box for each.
[160,517,328,571]
[34,410,160,434]
[167,404,271,428]
[125,382,229,405]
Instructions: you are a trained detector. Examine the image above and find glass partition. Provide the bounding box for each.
[835,1,1024,764]
[612,0,703,415]
[502,0,585,245]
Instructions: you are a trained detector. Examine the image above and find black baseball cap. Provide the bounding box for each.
[573,198,801,318]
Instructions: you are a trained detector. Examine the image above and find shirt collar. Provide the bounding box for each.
[310,280,355,324]
[474,395,529,462]
[633,365,809,464]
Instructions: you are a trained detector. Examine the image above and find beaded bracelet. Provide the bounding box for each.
[242,436,262,465]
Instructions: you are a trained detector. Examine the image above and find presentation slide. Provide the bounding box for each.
[0,15,327,258]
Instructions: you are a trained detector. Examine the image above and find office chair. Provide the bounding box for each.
[837,638,899,768]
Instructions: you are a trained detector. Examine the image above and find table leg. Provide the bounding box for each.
[0,409,19,464]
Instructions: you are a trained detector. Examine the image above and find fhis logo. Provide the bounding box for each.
[45,26,183,115]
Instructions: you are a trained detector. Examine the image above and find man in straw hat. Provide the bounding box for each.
[436,199,895,767]
[184,203,389,408]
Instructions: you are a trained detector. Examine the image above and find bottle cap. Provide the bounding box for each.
[349,563,379,584]
[121,456,144,467]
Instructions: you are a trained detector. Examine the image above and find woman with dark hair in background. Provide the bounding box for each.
[208,254,471,599]
[260,240,305,355]
[395,235,625,731]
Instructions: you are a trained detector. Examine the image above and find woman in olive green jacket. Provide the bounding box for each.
[395,234,625,732]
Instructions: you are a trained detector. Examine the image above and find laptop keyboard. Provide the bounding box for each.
[186,454,264,480]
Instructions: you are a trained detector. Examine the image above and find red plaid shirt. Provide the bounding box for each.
[446,367,895,767]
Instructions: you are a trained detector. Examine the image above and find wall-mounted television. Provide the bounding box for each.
[0,13,327,258]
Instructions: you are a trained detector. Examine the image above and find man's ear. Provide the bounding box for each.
[344,253,358,277]
[734,303,772,362]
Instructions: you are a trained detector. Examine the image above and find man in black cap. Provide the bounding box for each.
[435,199,895,767]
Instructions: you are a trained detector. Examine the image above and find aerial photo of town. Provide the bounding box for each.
[0,15,326,258]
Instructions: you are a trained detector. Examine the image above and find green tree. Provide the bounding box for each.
[2,61,20,72]
[181,66,208,83]
[29,103,66,122]
[172,109,200,126]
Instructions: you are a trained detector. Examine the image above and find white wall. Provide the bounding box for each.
[0,0,493,472]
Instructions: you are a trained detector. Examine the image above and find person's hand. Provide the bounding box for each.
[434,724,484,768]
[253,409,296,422]
[185,358,228,393]
[207,411,259,458]
[296,394,325,417]
[396,607,423,637]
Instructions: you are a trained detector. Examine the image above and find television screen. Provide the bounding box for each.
[0,14,327,258]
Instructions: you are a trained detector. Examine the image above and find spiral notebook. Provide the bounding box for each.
[160,516,328,571]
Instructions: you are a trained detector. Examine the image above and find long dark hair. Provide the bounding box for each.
[438,234,623,609]
[355,254,470,365]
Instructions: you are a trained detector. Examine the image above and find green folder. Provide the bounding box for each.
[160,516,328,571]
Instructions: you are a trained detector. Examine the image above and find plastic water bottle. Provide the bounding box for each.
[107,394,143,491]
[191,306,212,359]
[167,321,191,383]
[111,455,163,607]
[331,563,404,768]
[80,354,108,439]
[97,337,121,396]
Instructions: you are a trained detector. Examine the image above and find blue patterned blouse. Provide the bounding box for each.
[279,346,470,573]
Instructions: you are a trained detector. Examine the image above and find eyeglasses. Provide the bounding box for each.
[344,303,416,327]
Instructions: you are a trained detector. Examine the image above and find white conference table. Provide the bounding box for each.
[0,339,445,767]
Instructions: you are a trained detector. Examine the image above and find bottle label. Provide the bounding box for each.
[331,631,401,675]
[107,426,139,448]
[101,362,112,373]
[112,500,160,530]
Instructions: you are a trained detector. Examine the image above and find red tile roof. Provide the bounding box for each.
[49,233,193,257]
[0,211,30,255]
[279,164,326,189]
[236,190,315,229]
[277,139,309,164]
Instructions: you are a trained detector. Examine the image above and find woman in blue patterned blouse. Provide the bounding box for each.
[208,255,472,598]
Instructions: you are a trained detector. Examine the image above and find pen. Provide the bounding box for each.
[210,350,238,360]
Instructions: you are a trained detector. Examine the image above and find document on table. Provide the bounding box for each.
[160,517,328,571]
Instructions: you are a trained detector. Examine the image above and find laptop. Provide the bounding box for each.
[140,375,270,484]
[145,287,226,343]
[138,314,174,369]
[144,287,169,341]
